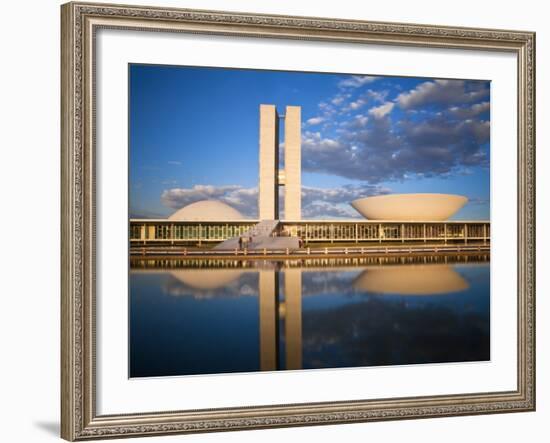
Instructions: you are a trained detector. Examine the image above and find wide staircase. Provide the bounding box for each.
[213,220,299,251]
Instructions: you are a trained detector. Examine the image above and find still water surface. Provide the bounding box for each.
[130,255,490,378]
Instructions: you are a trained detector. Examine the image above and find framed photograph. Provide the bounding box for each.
[61,1,536,440]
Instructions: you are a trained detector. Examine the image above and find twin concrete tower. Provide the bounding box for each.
[258,104,301,221]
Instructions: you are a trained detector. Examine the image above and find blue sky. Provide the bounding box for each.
[129,64,490,220]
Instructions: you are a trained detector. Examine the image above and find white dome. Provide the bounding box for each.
[351,193,467,221]
[168,200,246,221]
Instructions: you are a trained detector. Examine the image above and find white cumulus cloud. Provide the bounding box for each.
[306,116,324,126]
[397,79,489,110]
[160,183,391,220]
[338,75,379,89]
[368,102,395,119]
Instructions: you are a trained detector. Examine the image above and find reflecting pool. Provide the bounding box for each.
[129,254,490,377]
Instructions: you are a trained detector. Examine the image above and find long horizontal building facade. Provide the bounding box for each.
[129,219,490,245]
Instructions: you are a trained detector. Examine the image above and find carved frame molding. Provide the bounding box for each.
[61,2,535,440]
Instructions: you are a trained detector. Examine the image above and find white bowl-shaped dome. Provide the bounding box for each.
[168,200,246,221]
[351,193,467,221]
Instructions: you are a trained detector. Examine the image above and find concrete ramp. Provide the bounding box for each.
[249,220,280,237]
[248,236,299,251]
[214,220,299,251]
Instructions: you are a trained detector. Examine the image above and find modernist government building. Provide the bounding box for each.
[130,105,490,248]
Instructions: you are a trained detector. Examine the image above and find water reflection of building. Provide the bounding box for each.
[131,253,489,270]
[353,265,469,295]
[259,271,279,371]
[170,269,243,290]
[259,269,302,371]
[162,270,256,299]
[284,269,302,370]
[258,263,476,370]
[139,258,482,371]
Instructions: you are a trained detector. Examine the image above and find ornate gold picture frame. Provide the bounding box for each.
[61,1,535,440]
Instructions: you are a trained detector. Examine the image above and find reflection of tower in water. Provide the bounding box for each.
[259,269,303,371]
[258,263,470,372]
[284,268,303,370]
[259,271,279,371]
[165,262,471,372]
[167,266,304,371]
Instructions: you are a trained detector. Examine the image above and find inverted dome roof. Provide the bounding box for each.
[351,193,467,221]
[168,200,246,221]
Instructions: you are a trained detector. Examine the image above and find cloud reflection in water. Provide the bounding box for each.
[130,259,489,377]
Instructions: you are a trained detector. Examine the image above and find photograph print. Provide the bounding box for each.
[128,64,490,378]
